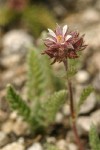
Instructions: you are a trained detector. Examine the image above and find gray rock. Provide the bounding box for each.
[1,30,33,68]
[2,30,33,55]
[0,132,9,147]
[46,137,56,144]
[77,110,100,135]
[81,9,100,25]
[91,110,100,130]
[1,65,26,88]
[84,24,100,48]
[76,116,91,135]
[27,143,43,150]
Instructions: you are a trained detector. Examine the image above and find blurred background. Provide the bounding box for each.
[0,0,100,150]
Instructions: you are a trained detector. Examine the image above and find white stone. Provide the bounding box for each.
[55,112,64,123]
[77,110,100,135]
[76,117,91,135]
[57,139,67,150]
[18,137,25,144]
[10,111,18,120]
[67,143,77,150]
[1,142,25,150]
[62,104,70,116]
[75,70,90,84]
[27,143,43,150]
[2,30,33,55]
[2,120,14,134]
[0,132,9,147]
[2,118,29,135]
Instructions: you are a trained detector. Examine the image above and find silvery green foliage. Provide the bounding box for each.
[89,125,100,150]
[77,85,94,111]
[6,47,66,132]
[6,85,67,132]
[42,90,67,125]
[6,84,31,122]
[27,48,54,100]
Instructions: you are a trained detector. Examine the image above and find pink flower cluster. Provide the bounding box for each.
[43,24,87,64]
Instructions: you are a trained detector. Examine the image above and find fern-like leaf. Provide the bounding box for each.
[27,48,44,99]
[89,125,100,150]
[6,84,31,122]
[67,68,77,78]
[27,48,54,100]
[67,59,79,78]
[77,86,94,111]
[42,90,67,125]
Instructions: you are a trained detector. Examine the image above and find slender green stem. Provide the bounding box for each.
[63,60,84,150]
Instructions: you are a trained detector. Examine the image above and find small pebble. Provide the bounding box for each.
[67,143,77,150]
[46,137,56,144]
[57,139,67,150]
[55,112,64,123]
[75,70,90,84]
[2,30,33,55]
[27,143,43,150]
[62,104,70,116]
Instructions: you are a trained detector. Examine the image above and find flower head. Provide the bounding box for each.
[42,24,87,64]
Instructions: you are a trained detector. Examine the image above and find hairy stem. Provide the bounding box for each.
[63,60,84,150]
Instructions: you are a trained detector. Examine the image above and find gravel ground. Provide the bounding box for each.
[0,1,100,150]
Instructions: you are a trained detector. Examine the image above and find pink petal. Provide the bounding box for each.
[46,37,56,43]
[62,25,68,36]
[65,35,72,41]
[56,24,62,35]
[48,29,56,38]
[44,40,54,47]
